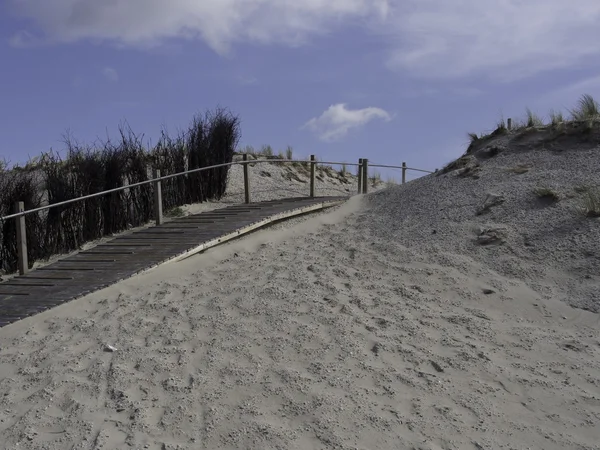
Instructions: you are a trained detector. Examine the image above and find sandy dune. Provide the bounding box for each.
[0,196,598,450]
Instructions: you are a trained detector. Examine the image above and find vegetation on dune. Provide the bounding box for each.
[549,109,564,126]
[238,144,361,181]
[525,108,544,128]
[285,146,293,160]
[464,93,600,151]
[442,93,600,221]
[534,186,560,202]
[581,188,600,218]
[0,108,240,275]
[569,94,600,122]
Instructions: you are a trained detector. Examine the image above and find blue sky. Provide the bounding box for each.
[1,0,600,181]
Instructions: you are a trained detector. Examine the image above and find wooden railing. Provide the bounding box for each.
[1,156,434,275]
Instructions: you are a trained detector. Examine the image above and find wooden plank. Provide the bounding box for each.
[1,281,57,287]
[109,237,216,244]
[60,258,118,263]
[0,314,31,323]
[95,242,153,247]
[0,297,62,308]
[164,219,217,223]
[19,275,74,280]
[153,224,212,229]
[135,230,187,235]
[81,251,134,256]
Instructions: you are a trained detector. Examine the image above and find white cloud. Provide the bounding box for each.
[384,1,600,81]
[7,0,388,53]
[102,67,119,82]
[7,0,600,81]
[303,104,392,141]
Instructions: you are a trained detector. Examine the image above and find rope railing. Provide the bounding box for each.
[370,163,435,174]
[1,155,434,275]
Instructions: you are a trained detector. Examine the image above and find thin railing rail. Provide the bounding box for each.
[1,159,283,221]
[370,163,435,174]
[0,158,434,221]
[314,161,360,167]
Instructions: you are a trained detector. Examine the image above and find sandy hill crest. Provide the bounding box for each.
[364,120,600,312]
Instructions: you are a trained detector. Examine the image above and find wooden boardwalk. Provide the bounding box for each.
[0,196,347,328]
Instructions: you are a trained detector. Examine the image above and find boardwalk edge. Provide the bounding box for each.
[147,199,345,270]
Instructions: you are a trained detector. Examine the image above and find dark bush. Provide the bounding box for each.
[0,108,241,274]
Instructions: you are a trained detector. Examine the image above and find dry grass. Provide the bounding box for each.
[509,164,530,174]
[439,155,475,175]
[534,187,560,202]
[525,108,544,128]
[285,146,293,160]
[496,116,508,132]
[570,94,600,121]
[370,170,382,186]
[261,145,274,157]
[574,184,591,194]
[385,175,399,186]
[467,132,480,143]
[549,109,565,126]
[165,206,185,218]
[581,189,600,218]
[464,94,600,157]
[240,145,296,161]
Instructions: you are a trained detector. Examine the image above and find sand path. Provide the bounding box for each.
[0,197,598,449]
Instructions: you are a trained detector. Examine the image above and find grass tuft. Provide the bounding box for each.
[509,164,530,174]
[569,93,600,121]
[525,108,544,127]
[467,132,479,143]
[581,189,600,217]
[494,116,508,135]
[241,145,255,156]
[285,146,293,160]
[260,145,274,157]
[534,186,560,201]
[549,109,564,126]
[385,175,398,186]
[165,206,185,218]
[370,170,382,186]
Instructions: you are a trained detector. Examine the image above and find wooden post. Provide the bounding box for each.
[507,118,512,130]
[402,162,407,184]
[362,158,368,194]
[243,153,251,204]
[153,169,163,225]
[15,201,29,275]
[310,154,316,198]
[357,158,363,194]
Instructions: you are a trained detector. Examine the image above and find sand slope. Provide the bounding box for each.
[0,197,598,450]
[364,125,600,312]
